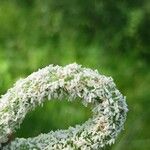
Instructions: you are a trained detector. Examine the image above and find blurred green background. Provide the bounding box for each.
[0,0,150,150]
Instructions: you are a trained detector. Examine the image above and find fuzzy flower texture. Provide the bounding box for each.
[0,63,128,150]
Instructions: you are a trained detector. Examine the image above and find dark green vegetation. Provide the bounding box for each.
[0,0,149,150]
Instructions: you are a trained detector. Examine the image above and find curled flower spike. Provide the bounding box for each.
[0,63,128,150]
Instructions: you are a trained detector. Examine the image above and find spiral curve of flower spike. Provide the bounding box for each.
[0,63,128,150]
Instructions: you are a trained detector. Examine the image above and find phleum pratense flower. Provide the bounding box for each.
[0,63,128,150]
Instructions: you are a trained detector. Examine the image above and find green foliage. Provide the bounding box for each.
[0,0,149,150]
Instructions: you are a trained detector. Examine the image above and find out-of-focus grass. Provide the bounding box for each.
[0,1,149,150]
[15,99,91,138]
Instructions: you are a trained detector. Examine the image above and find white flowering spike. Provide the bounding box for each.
[0,63,128,150]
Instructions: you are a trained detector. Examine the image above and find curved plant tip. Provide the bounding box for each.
[0,63,128,150]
